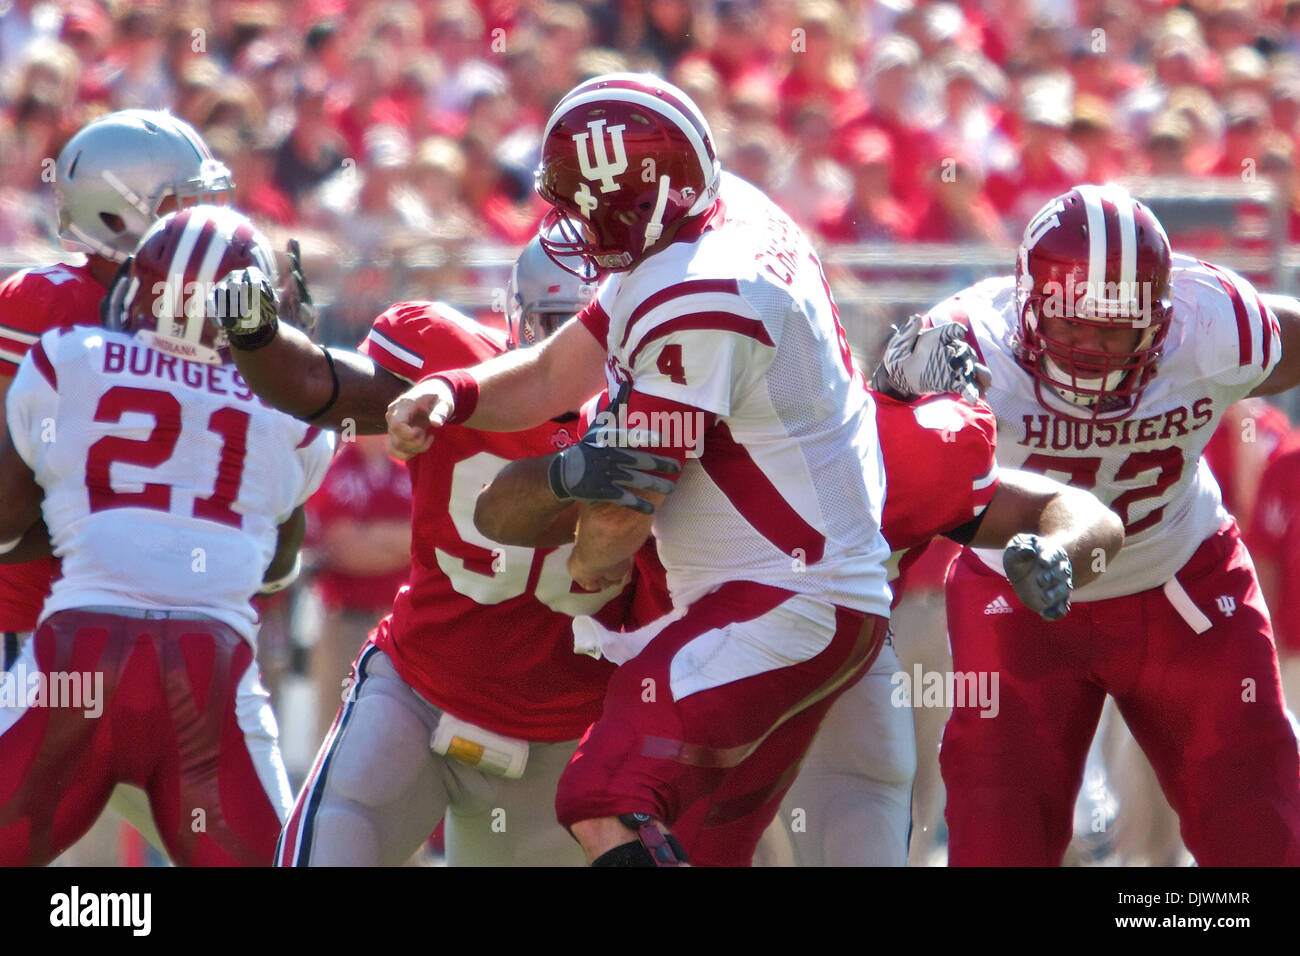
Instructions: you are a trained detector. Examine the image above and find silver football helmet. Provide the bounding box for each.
[506,229,598,348]
[55,109,235,263]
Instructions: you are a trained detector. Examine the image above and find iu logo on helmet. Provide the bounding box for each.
[1216,595,1237,617]
[573,119,628,193]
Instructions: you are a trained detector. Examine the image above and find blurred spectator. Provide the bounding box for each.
[770,102,850,234]
[1246,430,1300,706]
[206,125,295,227]
[777,0,861,132]
[839,34,940,206]
[932,49,1010,176]
[1211,92,1272,176]
[406,135,475,242]
[273,68,347,206]
[726,122,785,194]
[911,151,1010,244]
[1145,110,1196,175]
[305,433,412,747]
[985,80,1084,226]
[108,3,173,110]
[0,0,60,79]
[1205,397,1293,528]
[818,128,915,241]
[1071,94,1127,183]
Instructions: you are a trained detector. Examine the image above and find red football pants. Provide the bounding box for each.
[0,609,286,866]
[554,580,883,865]
[941,520,1300,866]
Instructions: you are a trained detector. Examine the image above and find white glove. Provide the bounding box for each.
[871,314,987,404]
[1002,533,1074,621]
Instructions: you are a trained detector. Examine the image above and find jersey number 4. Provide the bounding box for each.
[85,386,249,528]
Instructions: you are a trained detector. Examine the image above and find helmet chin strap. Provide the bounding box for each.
[642,174,672,251]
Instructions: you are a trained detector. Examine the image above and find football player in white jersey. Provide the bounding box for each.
[386,73,895,866]
[0,205,334,865]
[880,183,1300,865]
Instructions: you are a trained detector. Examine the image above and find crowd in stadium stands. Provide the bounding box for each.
[5,0,1300,257]
[4,2,1300,863]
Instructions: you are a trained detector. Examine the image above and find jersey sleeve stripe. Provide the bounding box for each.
[626,311,774,368]
[1254,292,1276,370]
[0,345,24,367]
[619,279,742,349]
[0,324,39,345]
[972,467,998,491]
[30,340,57,389]
[363,329,424,380]
[577,298,611,349]
[1204,263,1253,367]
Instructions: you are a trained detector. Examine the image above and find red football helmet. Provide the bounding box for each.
[1015,184,1173,421]
[534,72,721,277]
[106,205,278,364]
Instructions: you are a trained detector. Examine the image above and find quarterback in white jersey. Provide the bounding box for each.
[0,206,333,865]
[890,184,1300,865]
[387,73,891,866]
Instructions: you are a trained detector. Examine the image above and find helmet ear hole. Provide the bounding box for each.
[100,212,126,233]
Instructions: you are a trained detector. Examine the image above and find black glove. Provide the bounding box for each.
[1002,533,1074,621]
[548,407,682,515]
[279,238,317,337]
[209,265,280,350]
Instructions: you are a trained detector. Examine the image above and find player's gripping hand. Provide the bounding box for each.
[1002,533,1074,621]
[385,377,455,461]
[549,423,681,515]
[278,239,317,335]
[870,314,990,404]
[210,265,280,348]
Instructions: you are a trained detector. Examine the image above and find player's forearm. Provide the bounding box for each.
[229,324,394,432]
[474,455,579,548]
[459,320,606,432]
[1034,487,1124,589]
[1252,294,1300,396]
[971,469,1123,589]
[0,519,51,564]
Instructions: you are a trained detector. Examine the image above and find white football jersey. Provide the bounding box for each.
[927,254,1280,600]
[586,173,892,616]
[6,326,335,641]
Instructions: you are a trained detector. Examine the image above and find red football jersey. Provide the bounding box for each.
[306,440,413,613]
[358,301,620,742]
[875,391,999,597]
[1246,432,1300,653]
[0,261,108,630]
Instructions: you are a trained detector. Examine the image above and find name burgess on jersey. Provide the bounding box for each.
[100,337,260,401]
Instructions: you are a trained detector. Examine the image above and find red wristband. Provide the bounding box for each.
[426,369,479,425]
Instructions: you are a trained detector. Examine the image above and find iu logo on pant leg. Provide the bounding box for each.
[573,119,628,193]
[1216,595,1236,617]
